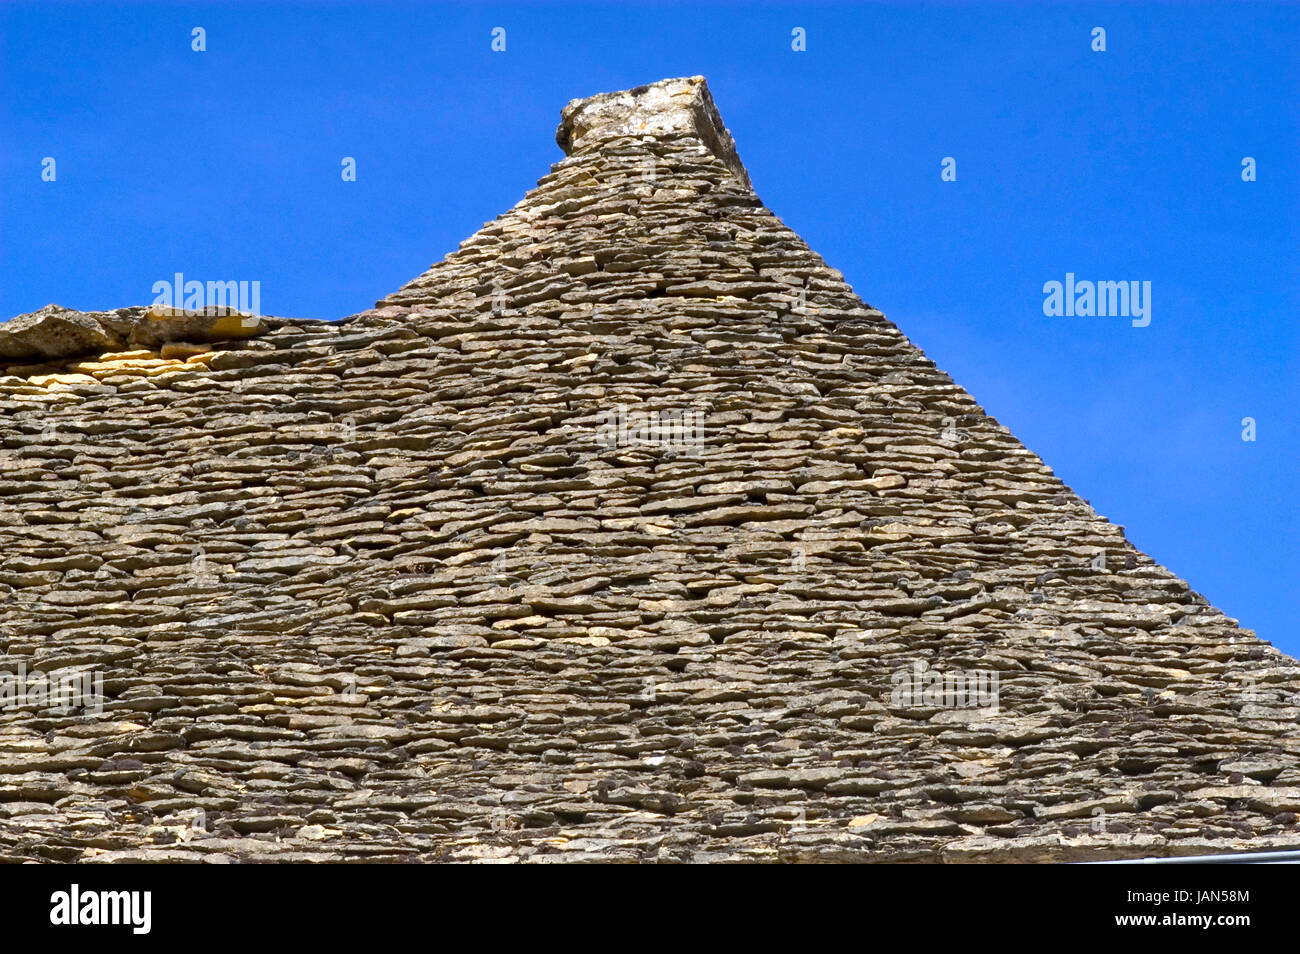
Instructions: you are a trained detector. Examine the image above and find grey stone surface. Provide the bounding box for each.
[0,78,1295,864]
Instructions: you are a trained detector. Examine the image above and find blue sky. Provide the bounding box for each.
[2,2,1296,654]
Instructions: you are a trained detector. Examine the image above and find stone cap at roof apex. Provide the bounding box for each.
[555,76,751,188]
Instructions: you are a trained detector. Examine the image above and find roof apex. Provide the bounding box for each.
[555,76,751,188]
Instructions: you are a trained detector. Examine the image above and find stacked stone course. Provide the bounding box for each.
[1,77,1294,863]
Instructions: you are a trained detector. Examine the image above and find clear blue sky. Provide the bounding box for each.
[2,2,1296,654]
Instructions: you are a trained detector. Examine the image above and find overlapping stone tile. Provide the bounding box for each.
[0,76,1295,863]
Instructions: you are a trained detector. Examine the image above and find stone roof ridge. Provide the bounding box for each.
[555,75,752,188]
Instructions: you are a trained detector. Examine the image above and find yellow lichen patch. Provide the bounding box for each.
[210,314,261,337]
[160,342,212,360]
[11,338,234,388]
[70,357,182,376]
[59,344,220,381]
[140,306,259,337]
[185,350,224,366]
[29,372,98,388]
[139,362,189,376]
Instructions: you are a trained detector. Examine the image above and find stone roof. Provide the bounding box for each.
[2,76,1297,863]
